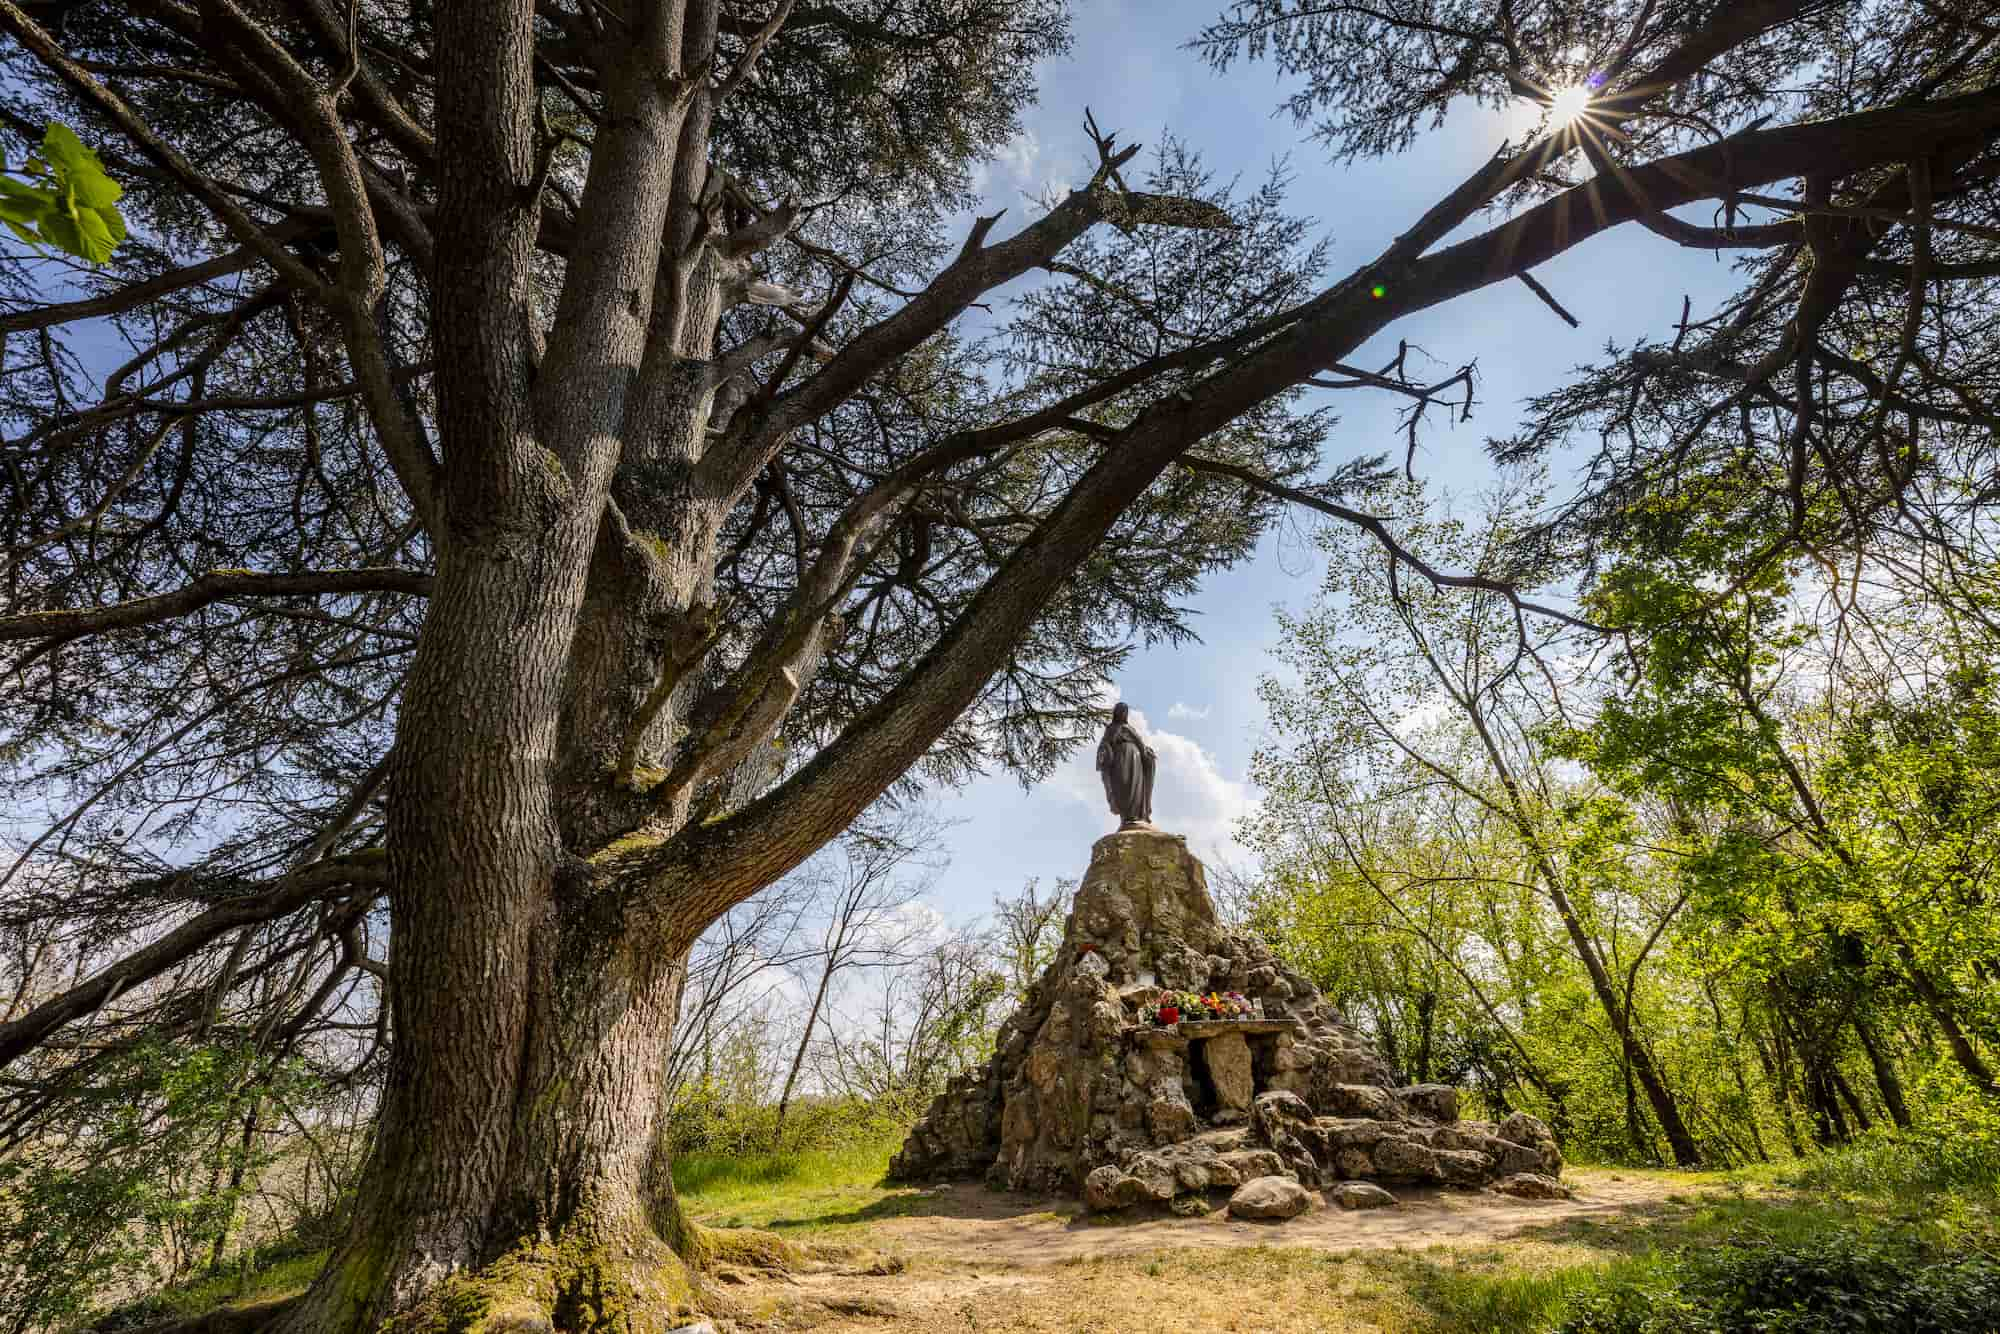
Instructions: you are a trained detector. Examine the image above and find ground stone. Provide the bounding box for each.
[1228,1175,1313,1220]
[1330,1182,1398,1210]
[1492,1172,1572,1200]
[1082,1165,1149,1211]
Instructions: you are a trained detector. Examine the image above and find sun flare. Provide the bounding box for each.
[1549,84,1594,127]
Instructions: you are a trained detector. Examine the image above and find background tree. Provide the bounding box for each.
[768,806,941,1148]
[991,875,1070,1001]
[2,0,1998,1325]
[1252,481,1705,1165]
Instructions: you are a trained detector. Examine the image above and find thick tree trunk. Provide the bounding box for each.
[282,458,713,1327]
[285,934,703,1332]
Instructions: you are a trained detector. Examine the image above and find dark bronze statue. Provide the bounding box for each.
[1095,702,1157,827]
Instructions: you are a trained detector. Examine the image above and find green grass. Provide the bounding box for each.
[1372,1248,1660,1333]
[1352,1158,2000,1334]
[671,1126,929,1233]
[82,1249,325,1330]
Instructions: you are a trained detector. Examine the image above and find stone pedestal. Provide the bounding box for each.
[889,828,1561,1208]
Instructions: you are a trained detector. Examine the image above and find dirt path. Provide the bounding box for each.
[862,1168,1691,1266]
[717,1168,1715,1332]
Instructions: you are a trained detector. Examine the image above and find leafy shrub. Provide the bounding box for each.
[1555,1227,2000,1334]
[0,1042,332,1333]
[664,1086,904,1158]
[1787,1133,2000,1199]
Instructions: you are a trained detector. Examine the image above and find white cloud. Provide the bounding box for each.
[1167,700,1211,721]
[971,128,1049,198]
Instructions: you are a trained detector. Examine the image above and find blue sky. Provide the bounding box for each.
[918,0,1744,923]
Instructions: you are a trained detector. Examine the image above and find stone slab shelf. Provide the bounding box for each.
[1125,1018,1302,1047]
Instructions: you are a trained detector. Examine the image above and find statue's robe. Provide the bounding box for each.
[1095,722,1156,824]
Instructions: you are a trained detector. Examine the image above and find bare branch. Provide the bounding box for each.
[0,852,390,1071]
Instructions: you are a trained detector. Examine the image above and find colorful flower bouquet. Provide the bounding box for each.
[1151,990,1253,1025]
[1191,990,1253,1020]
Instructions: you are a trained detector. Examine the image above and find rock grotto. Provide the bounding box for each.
[890,826,1565,1213]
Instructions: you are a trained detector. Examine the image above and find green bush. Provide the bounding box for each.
[1786,1129,2000,1198]
[1555,1228,2000,1334]
[664,1086,908,1158]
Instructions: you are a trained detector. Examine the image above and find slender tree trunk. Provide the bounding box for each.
[207,1107,259,1272]
[1704,979,1770,1161]
[1413,988,1437,1085]
[1447,674,1703,1166]
[1619,1051,1652,1163]
[1543,880,1702,1166]
[1831,1068,1872,1135]
[772,946,841,1149]
[1855,1015,1913,1130]
[1757,1028,1807,1158]
[1889,932,1998,1093]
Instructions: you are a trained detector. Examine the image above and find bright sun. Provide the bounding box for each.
[1549,84,1594,127]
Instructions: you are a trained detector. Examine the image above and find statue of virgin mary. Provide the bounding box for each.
[1094,702,1157,827]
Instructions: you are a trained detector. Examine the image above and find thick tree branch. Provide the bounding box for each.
[704,153,1234,501]
[0,567,433,643]
[612,80,2000,948]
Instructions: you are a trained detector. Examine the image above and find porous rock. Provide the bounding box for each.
[1398,1084,1459,1122]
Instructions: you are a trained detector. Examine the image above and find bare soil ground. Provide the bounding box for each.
[706,1167,1717,1333]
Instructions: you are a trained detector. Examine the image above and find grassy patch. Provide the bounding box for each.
[1359,1244,1655,1334]
[83,1249,324,1330]
[672,1127,930,1233]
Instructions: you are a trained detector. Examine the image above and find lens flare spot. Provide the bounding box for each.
[1370,284,1387,299]
[1549,85,1593,127]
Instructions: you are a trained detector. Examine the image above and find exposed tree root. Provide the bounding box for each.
[692,1224,903,1292]
[377,1221,703,1334]
[109,1294,304,1334]
[96,1224,900,1334]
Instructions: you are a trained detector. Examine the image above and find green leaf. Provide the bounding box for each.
[0,122,127,265]
[39,123,91,177]
[36,210,85,259]
[0,175,50,203]
[70,206,116,264]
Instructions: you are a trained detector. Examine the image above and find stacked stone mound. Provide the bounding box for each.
[890,827,1562,1211]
